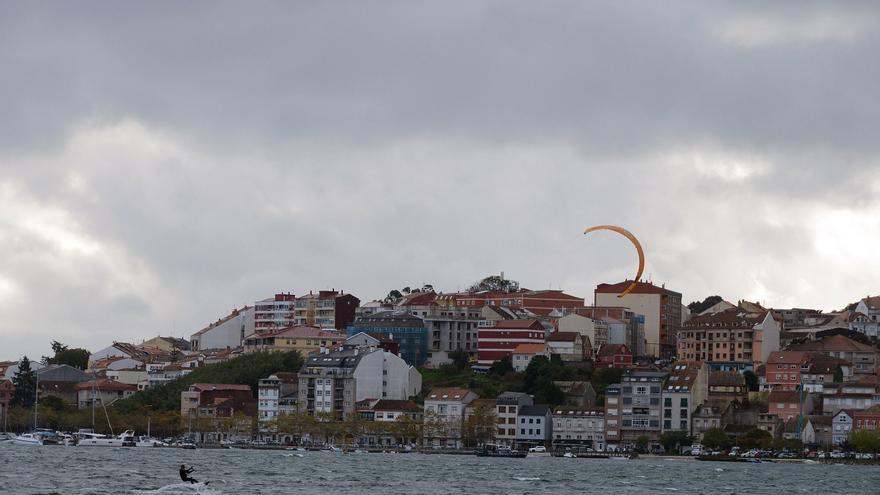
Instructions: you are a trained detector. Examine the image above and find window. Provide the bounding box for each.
[664,398,672,407]
[663,420,671,429]
[520,429,525,435]
[680,409,688,418]
[536,418,541,425]
[664,409,672,418]
[680,420,687,430]
[521,418,526,424]
[680,398,688,408]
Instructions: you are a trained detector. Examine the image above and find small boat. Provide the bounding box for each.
[528,446,551,457]
[76,429,136,447]
[476,445,527,458]
[321,445,342,453]
[563,452,576,458]
[136,436,169,447]
[11,433,44,446]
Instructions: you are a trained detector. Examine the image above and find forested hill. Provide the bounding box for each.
[115,350,303,413]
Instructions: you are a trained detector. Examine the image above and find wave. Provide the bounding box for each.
[133,482,222,495]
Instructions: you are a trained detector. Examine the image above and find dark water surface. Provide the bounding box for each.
[2,446,879,495]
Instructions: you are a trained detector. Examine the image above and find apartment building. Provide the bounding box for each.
[616,370,667,448]
[347,311,429,366]
[662,361,708,434]
[477,319,547,365]
[254,293,297,333]
[423,387,478,448]
[293,290,360,330]
[495,392,533,447]
[594,281,681,357]
[191,306,254,351]
[552,406,605,450]
[297,346,421,420]
[677,308,781,366]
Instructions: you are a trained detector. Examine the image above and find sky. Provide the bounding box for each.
[1,1,879,359]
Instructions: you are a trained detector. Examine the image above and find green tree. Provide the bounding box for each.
[833,366,844,383]
[849,429,880,453]
[463,406,496,447]
[488,356,514,376]
[635,435,649,453]
[687,295,723,314]
[701,427,733,450]
[659,431,693,453]
[736,428,773,450]
[742,370,759,392]
[44,341,90,370]
[449,349,470,372]
[11,356,37,409]
[467,275,519,293]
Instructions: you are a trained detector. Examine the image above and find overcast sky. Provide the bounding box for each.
[2,1,879,359]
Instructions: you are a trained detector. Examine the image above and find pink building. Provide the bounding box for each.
[765,351,810,391]
[768,390,813,421]
[596,344,633,369]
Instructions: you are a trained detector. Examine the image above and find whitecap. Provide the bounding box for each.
[513,477,541,481]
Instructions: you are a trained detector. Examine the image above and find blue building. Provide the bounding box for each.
[346,311,428,366]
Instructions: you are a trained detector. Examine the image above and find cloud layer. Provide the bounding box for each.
[1,1,879,358]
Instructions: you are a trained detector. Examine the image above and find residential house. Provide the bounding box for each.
[822,376,880,414]
[594,280,682,357]
[139,336,191,353]
[464,398,497,447]
[495,392,533,447]
[787,335,878,374]
[808,415,833,446]
[570,306,645,357]
[757,413,784,439]
[547,332,586,361]
[853,405,880,431]
[557,312,609,355]
[75,379,138,409]
[708,371,748,403]
[190,306,254,351]
[768,390,813,421]
[258,373,298,425]
[358,399,423,447]
[477,319,547,366]
[180,383,255,418]
[553,381,597,407]
[36,364,89,406]
[801,355,852,393]
[851,296,880,337]
[516,404,552,448]
[596,344,633,369]
[511,344,550,372]
[455,289,585,316]
[765,351,810,391]
[783,417,815,443]
[346,311,429,366]
[345,332,400,356]
[423,387,478,448]
[552,406,605,450]
[692,403,727,440]
[832,409,854,445]
[662,362,709,434]
[244,325,345,353]
[297,346,421,419]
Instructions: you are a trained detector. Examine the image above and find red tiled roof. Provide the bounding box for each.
[426,387,473,402]
[595,281,670,295]
[789,335,876,353]
[767,351,810,365]
[372,399,421,412]
[547,331,580,342]
[513,344,547,354]
[597,344,630,357]
[74,379,138,392]
[189,383,251,392]
[486,319,544,330]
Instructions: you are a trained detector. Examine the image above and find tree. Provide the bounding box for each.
[11,356,37,409]
[701,427,733,450]
[849,429,880,453]
[43,341,90,370]
[463,407,496,447]
[635,435,649,453]
[736,428,773,450]
[659,431,693,453]
[742,370,759,392]
[449,349,470,372]
[833,366,844,383]
[391,415,423,446]
[467,275,519,293]
[385,290,404,304]
[687,296,723,314]
[488,356,514,376]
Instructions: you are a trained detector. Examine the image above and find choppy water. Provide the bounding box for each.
[2,445,880,495]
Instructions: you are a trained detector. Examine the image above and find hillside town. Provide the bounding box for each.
[4,276,880,459]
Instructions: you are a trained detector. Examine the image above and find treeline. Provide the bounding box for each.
[115,350,304,413]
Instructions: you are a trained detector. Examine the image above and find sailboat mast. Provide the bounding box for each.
[34,369,39,430]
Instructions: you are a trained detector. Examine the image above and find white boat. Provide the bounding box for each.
[136,436,169,447]
[11,433,43,446]
[76,429,136,447]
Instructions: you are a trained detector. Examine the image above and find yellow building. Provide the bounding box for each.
[243,326,345,353]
